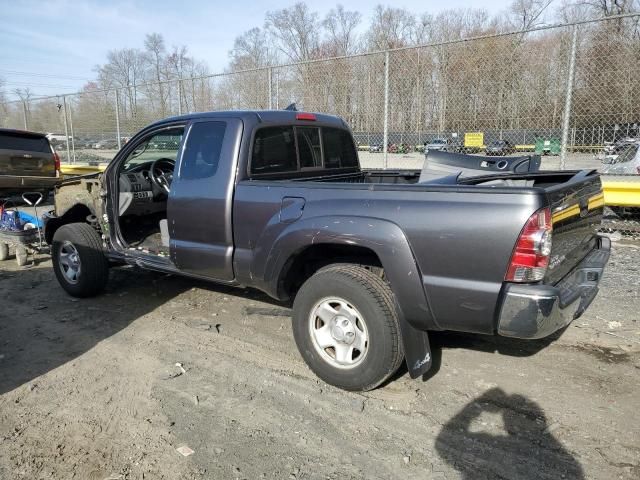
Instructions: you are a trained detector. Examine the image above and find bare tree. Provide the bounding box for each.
[11,87,34,123]
[509,0,554,30]
[165,45,208,112]
[98,48,148,118]
[266,2,321,62]
[230,27,276,69]
[144,33,168,116]
[366,6,417,50]
[11,87,34,103]
[578,0,639,16]
[322,5,362,56]
[556,0,593,22]
[0,77,6,102]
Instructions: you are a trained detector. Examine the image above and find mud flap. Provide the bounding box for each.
[398,316,432,379]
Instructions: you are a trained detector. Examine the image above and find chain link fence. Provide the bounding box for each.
[1,14,639,236]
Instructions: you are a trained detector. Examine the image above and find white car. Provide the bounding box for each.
[45,133,70,144]
[424,138,448,153]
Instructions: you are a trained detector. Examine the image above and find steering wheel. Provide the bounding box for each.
[149,158,175,194]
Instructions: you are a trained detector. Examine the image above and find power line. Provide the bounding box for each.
[3,81,79,89]
[0,69,90,81]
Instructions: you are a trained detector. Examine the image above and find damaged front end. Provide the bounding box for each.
[43,174,107,245]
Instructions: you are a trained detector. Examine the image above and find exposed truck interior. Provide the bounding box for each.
[116,123,227,257]
[117,127,183,255]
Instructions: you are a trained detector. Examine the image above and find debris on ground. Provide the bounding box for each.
[176,446,195,457]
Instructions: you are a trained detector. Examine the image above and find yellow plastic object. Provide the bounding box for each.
[60,164,107,178]
[601,177,640,207]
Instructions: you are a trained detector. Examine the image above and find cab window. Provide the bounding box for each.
[180,121,227,179]
[251,126,297,174]
[322,128,358,169]
[122,128,184,171]
[297,127,322,169]
[250,125,358,176]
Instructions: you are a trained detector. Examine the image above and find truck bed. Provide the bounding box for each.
[236,168,604,334]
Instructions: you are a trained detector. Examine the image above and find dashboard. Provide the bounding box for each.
[118,163,167,216]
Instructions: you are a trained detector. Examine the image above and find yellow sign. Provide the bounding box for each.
[464,132,484,148]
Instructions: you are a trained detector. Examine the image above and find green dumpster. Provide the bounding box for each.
[535,138,561,156]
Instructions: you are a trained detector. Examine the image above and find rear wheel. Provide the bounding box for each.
[52,223,109,297]
[292,264,404,391]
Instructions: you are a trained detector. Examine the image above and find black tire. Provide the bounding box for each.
[0,243,8,261]
[52,223,109,297]
[15,246,28,266]
[292,264,404,391]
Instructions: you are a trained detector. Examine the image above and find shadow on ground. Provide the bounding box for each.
[0,261,287,397]
[435,387,584,479]
[421,328,568,382]
[0,265,190,395]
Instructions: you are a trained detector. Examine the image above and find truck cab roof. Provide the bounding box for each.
[147,110,349,129]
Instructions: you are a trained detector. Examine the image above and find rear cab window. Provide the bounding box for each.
[323,128,358,169]
[251,126,297,174]
[250,125,358,177]
[0,132,51,153]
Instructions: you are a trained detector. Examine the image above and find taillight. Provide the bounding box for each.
[296,112,316,121]
[53,152,61,177]
[505,207,552,282]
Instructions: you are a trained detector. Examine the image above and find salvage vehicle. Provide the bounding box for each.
[601,141,640,174]
[0,128,61,197]
[601,137,638,158]
[44,110,610,391]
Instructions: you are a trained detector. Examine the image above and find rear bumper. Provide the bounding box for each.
[0,175,60,193]
[497,236,611,339]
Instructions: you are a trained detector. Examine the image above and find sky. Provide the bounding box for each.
[1,0,513,100]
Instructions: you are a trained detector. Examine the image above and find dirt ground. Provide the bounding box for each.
[0,232,638,480]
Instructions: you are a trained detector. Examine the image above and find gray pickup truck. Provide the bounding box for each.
[44,110,610,391]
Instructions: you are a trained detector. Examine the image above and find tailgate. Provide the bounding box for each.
[0,149,56,177]
[545,170,604,284]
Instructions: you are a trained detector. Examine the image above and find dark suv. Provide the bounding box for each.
[0,128,61,197]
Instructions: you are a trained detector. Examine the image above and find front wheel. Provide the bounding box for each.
[52,223,109,297]
[292,264,404,391]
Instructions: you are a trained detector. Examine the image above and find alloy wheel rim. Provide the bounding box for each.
[308,297,369,369]
[59,241,81,284]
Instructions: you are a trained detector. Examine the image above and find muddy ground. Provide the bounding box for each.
[0,237,639,480]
